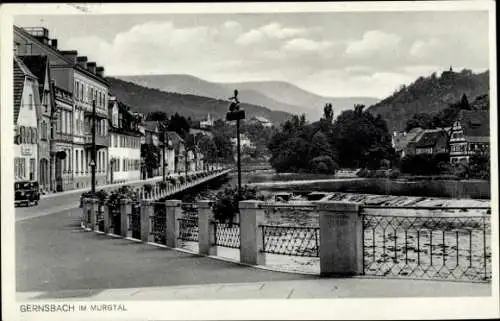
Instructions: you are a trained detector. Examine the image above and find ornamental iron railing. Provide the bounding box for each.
[108,202,121,235]
[151,202,166,244]
[127,202,141,240]
[96,204,105,232]
[261,225,320,257]
[181,202,198,219]
[178,218,199,242]
[213,222,240,249]
[362,207,491,282]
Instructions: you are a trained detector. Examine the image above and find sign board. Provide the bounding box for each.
[21,146,33,156]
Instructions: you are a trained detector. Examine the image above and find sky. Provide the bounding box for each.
[14,11,490,99]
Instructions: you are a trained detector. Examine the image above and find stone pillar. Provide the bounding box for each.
[165,200,182,248]
[81,198,91,229]
[103,202,110,234]
[90,198,98,232]
[239,200,265,265]
[141,201,153,243]
[317,201,363,277]
[198,200,217,256]
[120,198,131,238]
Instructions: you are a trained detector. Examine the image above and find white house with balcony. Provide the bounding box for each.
[13,57,40,183]
[108,97,142,183]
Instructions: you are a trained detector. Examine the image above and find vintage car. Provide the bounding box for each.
[15,181,40,206]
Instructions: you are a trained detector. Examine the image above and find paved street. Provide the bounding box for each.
[16,206,314,296]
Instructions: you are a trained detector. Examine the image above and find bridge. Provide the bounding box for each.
[136,167,233,201]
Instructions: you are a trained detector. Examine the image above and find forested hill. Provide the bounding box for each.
[106,77,292,123]
[367,69,489,132]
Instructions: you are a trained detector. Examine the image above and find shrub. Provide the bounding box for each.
[310,156,338,174]
[79,189,108,207]
[159,181,167,189]
[212,185,263,224]
[179,176,186,184]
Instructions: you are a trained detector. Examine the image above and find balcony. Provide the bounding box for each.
[52,132,73,143]
[84,109,108,119]
[84,134,109,149]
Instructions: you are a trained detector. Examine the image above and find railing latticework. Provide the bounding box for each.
[128,202,141,240]
[108,202,121,235]
[96,204,105,232]
[362,207,491,282]
[259,202,320,257]
[178,218,199,242]
[151,202,166,244]
[213,222,241,249]
[261,225,320,257]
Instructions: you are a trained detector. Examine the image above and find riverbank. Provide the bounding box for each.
[250,177,491,199]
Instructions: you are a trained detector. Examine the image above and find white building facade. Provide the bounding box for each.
[14,58,39,183]
[108,98,142,183]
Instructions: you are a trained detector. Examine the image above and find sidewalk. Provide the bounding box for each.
[40,176,164,200]
[17,277,491,301]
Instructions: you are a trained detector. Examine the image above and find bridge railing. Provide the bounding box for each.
[80,197,491,282]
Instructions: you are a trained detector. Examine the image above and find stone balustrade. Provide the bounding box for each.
[81,197,366,277]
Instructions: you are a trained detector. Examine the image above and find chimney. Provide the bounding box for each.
[50,39,58,50]
[60,50,78,64]
[87,62,97,74]
[96,66,104,78]
[76,56,88,68]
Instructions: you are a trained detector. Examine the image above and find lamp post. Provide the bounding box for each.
[162,131,166,181]
[226,89,245,196]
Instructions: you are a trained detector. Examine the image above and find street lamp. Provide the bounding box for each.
[226,89,245,196]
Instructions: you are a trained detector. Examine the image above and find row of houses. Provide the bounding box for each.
[13,26,205,194]
[391,109,490,164]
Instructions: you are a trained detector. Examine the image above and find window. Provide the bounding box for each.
[14,42,19,55]
[29,158,35,180]
[15,158,26,179]
[41,121,47,140]
[80,150,84,173]
[28,94,33,110]
[75,150,79,173]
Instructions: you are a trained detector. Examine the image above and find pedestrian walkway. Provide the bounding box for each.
[16,207,312,294]
[17,276,490,301]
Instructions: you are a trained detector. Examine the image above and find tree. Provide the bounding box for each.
[167,113,190,137]
[331,105,393,169]
[322,103,334,123]
[406,113,434,131]
[141,144,160,178]
[459,93,471,110]
[469,150,490,180]
[147,111,169,122]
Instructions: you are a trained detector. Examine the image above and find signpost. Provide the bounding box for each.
[226,89,245,196]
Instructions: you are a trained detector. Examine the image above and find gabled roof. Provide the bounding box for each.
[165,131,184,149]
[415,130,448,148]
[13,57,38,124]
[392,127,424,151]
[18,55,48,98]
[457,110,489,138]
[144,120,161,132]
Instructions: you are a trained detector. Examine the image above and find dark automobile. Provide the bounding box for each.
[15,181,40,206]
